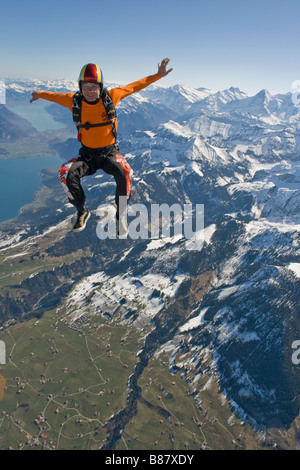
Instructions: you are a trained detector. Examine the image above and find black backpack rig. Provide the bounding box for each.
[72,88,117,142]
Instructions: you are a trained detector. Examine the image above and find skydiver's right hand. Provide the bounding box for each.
[30,92,39,103]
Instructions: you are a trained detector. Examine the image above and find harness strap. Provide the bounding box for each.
[77,121,114,131]
[72,89,117,140]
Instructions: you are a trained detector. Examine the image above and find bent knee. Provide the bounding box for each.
[58,158,77,181]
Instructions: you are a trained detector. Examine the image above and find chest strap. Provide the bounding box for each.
[72,89,117,140]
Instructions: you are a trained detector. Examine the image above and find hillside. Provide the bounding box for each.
[0,79,299,449]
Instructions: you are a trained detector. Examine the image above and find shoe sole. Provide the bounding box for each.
[117,230,129,239]
[73,211,91,232]
[116,219,129,239]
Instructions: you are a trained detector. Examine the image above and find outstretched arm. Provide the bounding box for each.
[29,90,74,111]
[158,58,173,77]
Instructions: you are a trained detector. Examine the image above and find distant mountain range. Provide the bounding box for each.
[0,78,299,443]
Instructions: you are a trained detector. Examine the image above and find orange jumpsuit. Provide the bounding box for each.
[36,72,162,211]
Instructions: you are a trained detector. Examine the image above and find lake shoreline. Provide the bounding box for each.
[0,155,64,223]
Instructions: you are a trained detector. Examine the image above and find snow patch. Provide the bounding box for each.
[288,263,300,278]
[179,308,209,332]
[64,271,187,324]
[185,224,216,251]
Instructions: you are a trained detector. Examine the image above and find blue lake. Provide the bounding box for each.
[0,105,68,223]
[9,103,64,132]
[0,156,64,223]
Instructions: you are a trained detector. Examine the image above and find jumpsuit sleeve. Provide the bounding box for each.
[35,91,75,112]
[109,73,163,107]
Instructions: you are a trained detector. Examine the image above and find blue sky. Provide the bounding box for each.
[1,0,300,94]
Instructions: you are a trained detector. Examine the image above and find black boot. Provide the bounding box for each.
[73,207,90,232]
[116,212,129,238]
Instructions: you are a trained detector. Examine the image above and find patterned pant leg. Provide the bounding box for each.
[57,157,78,202]
[115,154,133,200]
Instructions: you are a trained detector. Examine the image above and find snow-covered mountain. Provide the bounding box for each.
[140,83,213,112]
[0,79,299,439]
[5,78,78,105]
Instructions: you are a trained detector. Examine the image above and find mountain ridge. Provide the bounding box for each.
[0,78,299,448]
